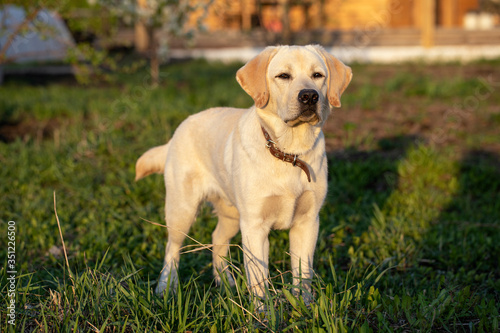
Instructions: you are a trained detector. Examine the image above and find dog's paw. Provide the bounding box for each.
[155,281,171,296]
[155,269,178,296]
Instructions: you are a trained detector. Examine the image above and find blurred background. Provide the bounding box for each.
[2,0,500,82]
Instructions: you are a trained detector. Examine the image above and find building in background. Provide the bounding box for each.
[125,0,500,61]
[202,0,494,32]
[184,0,499,48]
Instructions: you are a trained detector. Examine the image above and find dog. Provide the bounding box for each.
[135,45,352,303]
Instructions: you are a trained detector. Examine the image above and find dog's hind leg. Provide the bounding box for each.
[211,199,240,287]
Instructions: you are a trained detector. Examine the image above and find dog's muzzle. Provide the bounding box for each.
[285,89,320,126]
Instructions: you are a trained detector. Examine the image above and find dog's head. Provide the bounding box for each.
[236,45,352,127]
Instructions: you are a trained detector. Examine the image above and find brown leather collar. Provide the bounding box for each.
[261,127,311,182]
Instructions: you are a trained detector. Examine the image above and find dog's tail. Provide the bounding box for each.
[135,142,170,181]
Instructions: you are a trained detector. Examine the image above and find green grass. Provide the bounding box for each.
[1,59,499,332]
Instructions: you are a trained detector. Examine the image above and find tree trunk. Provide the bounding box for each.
[135,20,150,53]
[148,26,159,87]
[279,0,291,44]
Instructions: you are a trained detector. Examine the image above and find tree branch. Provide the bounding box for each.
[0,6,42,64]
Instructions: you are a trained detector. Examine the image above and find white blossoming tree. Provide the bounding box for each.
[0,0,212,85]
[97,0,213,86]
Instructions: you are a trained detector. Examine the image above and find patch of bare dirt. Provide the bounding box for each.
[324,100,500,154]
[0,118,61,143]
[323,63,500,155]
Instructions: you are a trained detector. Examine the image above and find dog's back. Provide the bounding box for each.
[135,107,247,182]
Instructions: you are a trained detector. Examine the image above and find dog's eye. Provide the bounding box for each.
[276,73,291,80]
[313,72,324,79]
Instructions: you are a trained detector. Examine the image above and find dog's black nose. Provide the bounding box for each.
[298,89,319,105]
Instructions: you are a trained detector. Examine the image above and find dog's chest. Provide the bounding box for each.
[259,190,316,230]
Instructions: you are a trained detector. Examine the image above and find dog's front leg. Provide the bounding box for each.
[289,216,319,304]
[240,222,270,305]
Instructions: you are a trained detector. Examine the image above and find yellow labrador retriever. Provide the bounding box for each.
[135,45,352,302]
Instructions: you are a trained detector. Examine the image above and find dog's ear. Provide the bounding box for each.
[236,46,279,109]
[312,45,352,108]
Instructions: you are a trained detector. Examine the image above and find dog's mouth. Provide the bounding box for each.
[284,107,319,127]
[299,108,317,118]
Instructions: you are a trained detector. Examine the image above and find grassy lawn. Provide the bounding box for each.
[1,58,499,332]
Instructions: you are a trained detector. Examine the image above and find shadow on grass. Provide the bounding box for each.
[315,135,421,275]
[422,150,500,296]
[321,137,499,299]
